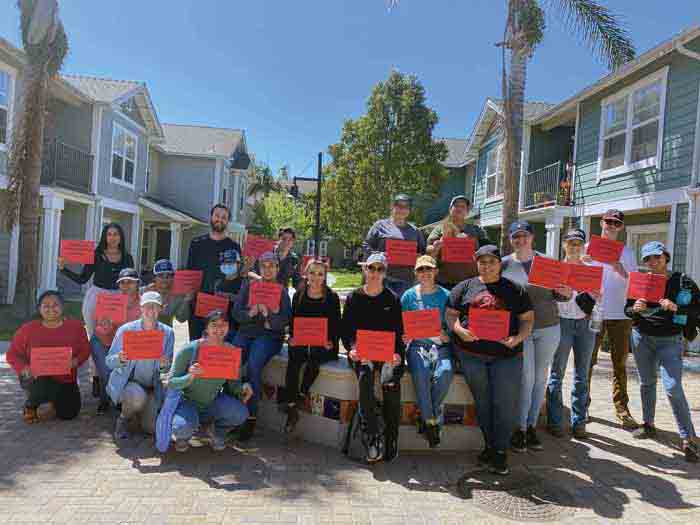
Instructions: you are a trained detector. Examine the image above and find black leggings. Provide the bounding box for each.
[353,362,402,439]
[284,346,337,402]
[24,377,82,420]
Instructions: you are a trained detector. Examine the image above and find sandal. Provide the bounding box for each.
[23,407,38,424]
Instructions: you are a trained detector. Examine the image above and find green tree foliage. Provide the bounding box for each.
[323,70,448,246]
[249,192,314,240]
[248,162,283,197]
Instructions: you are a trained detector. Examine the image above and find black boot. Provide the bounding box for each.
[92,376,101,399]
[238,417,257,442]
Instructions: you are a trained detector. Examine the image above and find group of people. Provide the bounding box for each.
[7,196,700,475]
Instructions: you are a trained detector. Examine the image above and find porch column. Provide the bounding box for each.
[85,202,96,241]
[686,187,700,281]
[131,211,141,270]
[170,222,183,269]
[545,215,563,259]
[39,193,64,293]
[519,125,531,212]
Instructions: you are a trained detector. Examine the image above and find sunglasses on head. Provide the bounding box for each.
[367,265,386,273]
[604,219,623,227]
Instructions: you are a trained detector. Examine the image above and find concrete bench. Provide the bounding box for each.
[258,346,484,451]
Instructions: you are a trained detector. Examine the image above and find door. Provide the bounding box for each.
[626,223,669,271]
[155,228,171,262]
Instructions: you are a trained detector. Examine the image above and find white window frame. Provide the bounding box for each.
[597,67,669,181]
[484,143,503,203]
[0,65,17,153]
[343,246,352,259]
[110,122,138,189]
[626,223,670,271]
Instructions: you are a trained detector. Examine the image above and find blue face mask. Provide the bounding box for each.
[220,262,239,276]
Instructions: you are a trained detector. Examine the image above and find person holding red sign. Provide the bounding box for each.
[363,194,426,298]
[141,259,193,327]
[625,242,700,462]
[166,310,252,452]
[582,209,640,430]
[546,229,601,439]
[90,268,142,415]
[104,291,175,441]
[426,195,490,289]
[7,291,90,423]
[250,227,302,290]
[400,255,453,448]
[282,259,341,434]
[231,251,292,441]
[446,246,534,475]
[342,253,405,464]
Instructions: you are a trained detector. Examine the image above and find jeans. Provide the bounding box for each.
[171,392,249,441]
[90,335,111,405]
[284,346,337,403]
[456,352,522,452]
[520,324,560,430]
[588,319,633,415]
[630,330,695,440]
[119,382,158,434]
[406,341,454,423]
[23,377,81,420]
[547,318,595,429]
[231,333,283,416]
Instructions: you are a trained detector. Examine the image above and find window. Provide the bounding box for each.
[305,240,327,257]
[238,179,246,215]
[626,223,669,271]
[599,68,667,178]
[0,70,10,147]
[111,123,137,186]
[485,144,503,199]
[223,187,228,207]
[343,246,352,259]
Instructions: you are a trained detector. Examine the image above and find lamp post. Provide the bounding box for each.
[292,152,324,258]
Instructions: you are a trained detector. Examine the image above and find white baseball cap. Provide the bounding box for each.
[140,291,163,307]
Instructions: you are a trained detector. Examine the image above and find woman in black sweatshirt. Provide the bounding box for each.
[341,252,405,464]
[283,259,342,433]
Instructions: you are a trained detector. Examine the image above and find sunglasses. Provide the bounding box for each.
[415,267,434,273]
[367,265,386,273]
[604,219,624,227]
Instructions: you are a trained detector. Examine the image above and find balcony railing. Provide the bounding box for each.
[41,140,94,194]
[521,161,571,211]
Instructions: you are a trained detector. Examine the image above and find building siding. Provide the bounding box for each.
[156,155,216,222]
[473,137,503,224]
[45,96,93,152]
[673,202,689,273]
[528,125,572,172]
[424,167,466,224]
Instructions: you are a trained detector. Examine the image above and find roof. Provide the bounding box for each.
[138,196,207,225]
[159,124,244,158]
[62,74,142,103]
[438,138,468,168]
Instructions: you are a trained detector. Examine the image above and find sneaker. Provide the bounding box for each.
[385,434,399,463]
[366,434,384,463]
[114,416,131,441]
[617,412,640,430]
[489,451,510,475]
[477,447,493,467]
[97,400,110,416]
[547,425,564,438]
[527,426,543,451]
[425,423,441,449]
[92,376,101,399]
[683,442,699,463]
[511,429,527,453]
[208,427,226,452]
[237,417,257,442]
[285,404,299,434]
[23,406,38,424]
[632,423,656,440]
[173,436,189,452]
[572,424,588,439]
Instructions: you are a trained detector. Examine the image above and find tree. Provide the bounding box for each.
[324,70,448,247]
[247,161,283,197]
[248,192,314,240]
[278,164,290,182]
[4,0,68,316]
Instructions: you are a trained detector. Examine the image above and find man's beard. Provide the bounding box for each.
[211,221,227,233]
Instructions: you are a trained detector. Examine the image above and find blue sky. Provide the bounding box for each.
[0,1,697,177]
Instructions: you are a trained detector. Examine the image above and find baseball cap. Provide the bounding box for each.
[205,309,228,325]
[509,220,533,237]
[116,268,140,283]
[603,209,625,222]
[641,241,670,261]
[392,194,412,206]
[414,255,437,270]
[259,251,279,264]
[563,229,586,243]
[449,195,471,208]
[153,259,174,275]
[140,291,163,307]
[365,252,388,268]
[474,245,501,261]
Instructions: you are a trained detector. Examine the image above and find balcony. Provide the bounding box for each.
[41,140,93,194]
[521,161,571,211]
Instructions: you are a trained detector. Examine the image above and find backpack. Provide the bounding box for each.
[342,403,385,463]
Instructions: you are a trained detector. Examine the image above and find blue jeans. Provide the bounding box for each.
[90,335,110,405]
[456,352,522,452]
[171,392,249,441]
[231,333,283,416]
[630,330,695,440]
[406,341,454,423]
[547,318,595,429]
[520,324,560,430]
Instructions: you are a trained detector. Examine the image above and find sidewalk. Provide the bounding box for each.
[0,336,699,523]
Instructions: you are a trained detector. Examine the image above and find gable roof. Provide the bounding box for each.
[158,124,245,159]
[438,138,468,168]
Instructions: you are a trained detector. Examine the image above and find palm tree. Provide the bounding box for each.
[247,162,283,198]
[388,1,635,253]
[4,0,68,316]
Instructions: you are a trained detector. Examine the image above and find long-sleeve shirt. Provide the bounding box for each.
[289,286,342,357]
[94,292,141,347]
[62,252,134,289]
[253,249,302,289]
[140,285,192,327]
[167,340,244,409]
[426,222,490,287]
[363,218,426,285]
[341,287,405,362]
[232,280,292,338]
[7,319,90,383]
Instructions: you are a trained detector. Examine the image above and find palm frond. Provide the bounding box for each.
[546,0,635,69]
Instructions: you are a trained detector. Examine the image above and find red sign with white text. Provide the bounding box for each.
[248,280,283,311]
[587,235,624,264]
[292,317,328,347]
[124,330,164,360]
[194,293,230,318]
[627,272,667,303]
[30,347,72,377]
[442,237,476,264]
[243,235,276,259]
[172,270,203,295]
[402,309,442,340]
[385,239,417,267]
[60,240,95,265]
[198,345,241,380]
[95,293,128,324]
[356,330,395,362]
[468,308,511,342]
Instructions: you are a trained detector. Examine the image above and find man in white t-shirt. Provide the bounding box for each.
[584,209,640,430]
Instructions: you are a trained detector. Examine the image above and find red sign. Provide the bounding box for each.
[587,235,625,264]
[527,257,604,295]
[442,237,476,264]
[565,263,603,294]
[402,309,442,340]
[468,308,511,342]
[194,293,230,318]
[356,329,395,362]
[30,347,72,377]
[172,270,203,295]
[528,256,565,290]
[385,239,417,267]
[302,255,331,272]
[243,235,276,258]
[248,280,283,311]
[292,317,328,347]
[628,272,667,303]
[95,293,128,324]
[124,330,164,361]
[60,240,95,265]
[198,345,241,380]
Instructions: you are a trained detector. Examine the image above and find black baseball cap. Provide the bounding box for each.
[474,245,501,261]
[392,194,412,206]
[116,268,140,283]
[563,229,586,243]
[602,209,625,222]
[508,220,533,237]
[449,195,471,208]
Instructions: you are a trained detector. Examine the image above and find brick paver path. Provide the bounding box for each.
[1,324,699,524]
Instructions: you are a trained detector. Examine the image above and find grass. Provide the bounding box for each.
[0,300,83,342]
[328,269,362,290]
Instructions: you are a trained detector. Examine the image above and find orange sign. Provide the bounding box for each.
[60,240,95,265]
[385,239,418,267]
[292,317,328,347]
[402,309,442,340]
[194,293,230,318]
[198,345,241,380]
[243,235,276,258]
[468,308,511,342]
[95,293,128,324]
[248,280,283,311]
[172,270,203,295]
[442,237,476,263]
[356,329,395,362]
[124,330,164,360]
[30,347,72,377]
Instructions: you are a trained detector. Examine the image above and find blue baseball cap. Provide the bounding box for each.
[153,259,175,275]
[509,220,533,237]
[641,241,670,261]
[365,252,388,268]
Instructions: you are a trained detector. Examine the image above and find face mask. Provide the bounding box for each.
[220,263,239,276]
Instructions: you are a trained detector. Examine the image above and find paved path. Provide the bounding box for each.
[1,327,699,524]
